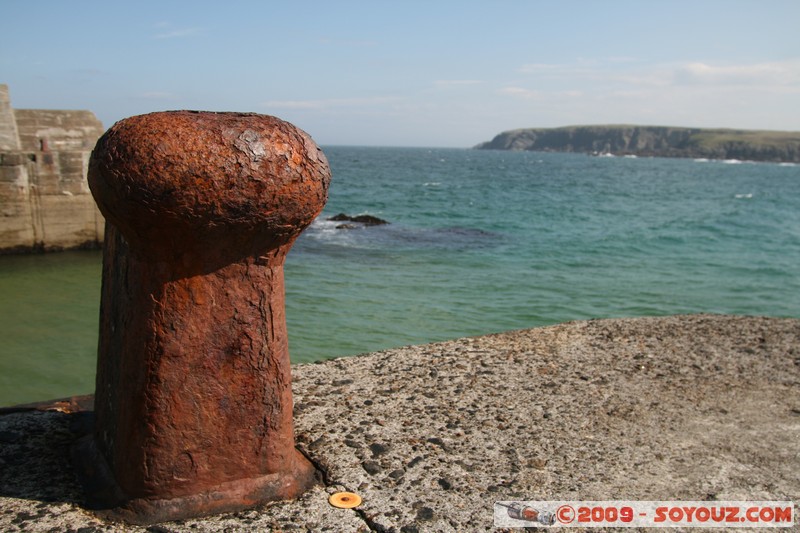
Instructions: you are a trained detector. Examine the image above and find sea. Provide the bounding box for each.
[1,147,798,406]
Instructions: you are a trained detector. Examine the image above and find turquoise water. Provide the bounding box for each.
[1,148,798,405]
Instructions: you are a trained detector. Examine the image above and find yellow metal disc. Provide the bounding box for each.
[329,491,362,509]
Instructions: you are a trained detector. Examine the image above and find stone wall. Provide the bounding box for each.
[0,85,20,151]
[0,84,105,253]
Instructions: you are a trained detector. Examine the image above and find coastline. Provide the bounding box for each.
[1,314,798,531]
[474,125,800,163]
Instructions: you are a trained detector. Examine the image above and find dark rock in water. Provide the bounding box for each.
[328,213,389,227]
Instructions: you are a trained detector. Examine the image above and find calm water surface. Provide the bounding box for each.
[1,148,798,405]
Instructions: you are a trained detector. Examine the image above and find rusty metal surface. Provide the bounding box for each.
[80,111,330,524]
[89,111,330,265]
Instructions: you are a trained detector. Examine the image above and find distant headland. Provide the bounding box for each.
[474,125,800,163]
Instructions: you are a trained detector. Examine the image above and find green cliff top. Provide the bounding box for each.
[476,124,800,162]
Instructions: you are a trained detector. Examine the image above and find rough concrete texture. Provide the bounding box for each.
[1,314,798,531]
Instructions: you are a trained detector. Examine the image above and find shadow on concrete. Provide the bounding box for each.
[0,396,93,507]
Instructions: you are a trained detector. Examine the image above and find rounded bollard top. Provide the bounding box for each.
[89,111,330,259]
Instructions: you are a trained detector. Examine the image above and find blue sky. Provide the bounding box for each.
[2,0,798,147]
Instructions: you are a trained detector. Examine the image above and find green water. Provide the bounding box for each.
[0,251,101,405]
[1,148,799,406]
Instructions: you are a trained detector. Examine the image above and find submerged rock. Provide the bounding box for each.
[328,213,389,228]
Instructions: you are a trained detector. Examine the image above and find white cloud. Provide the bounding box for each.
[604,56,639,64]
[498,86,542,99]
[673,60,800,87]
[493,57,800,131]
[517,59,661,88]
[262,96,402,111]
[261,100,323,110]
[517,63,560,74]
[433,80,483,87]
[137,91,178,100]
[515,58,800,91]
[152,22,202,40]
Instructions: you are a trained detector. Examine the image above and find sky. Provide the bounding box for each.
[1,0,799,148]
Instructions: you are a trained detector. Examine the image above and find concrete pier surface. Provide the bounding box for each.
[1,314,798,531]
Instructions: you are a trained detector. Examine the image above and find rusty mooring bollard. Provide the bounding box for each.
[75,111,330,524]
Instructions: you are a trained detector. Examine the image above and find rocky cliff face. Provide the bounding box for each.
[0,84,105,253]
[475,125,800,163]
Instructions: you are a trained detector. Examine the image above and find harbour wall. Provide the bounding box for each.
[0,84,105,253]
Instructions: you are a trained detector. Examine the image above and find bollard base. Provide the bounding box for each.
[71,435,320,526]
